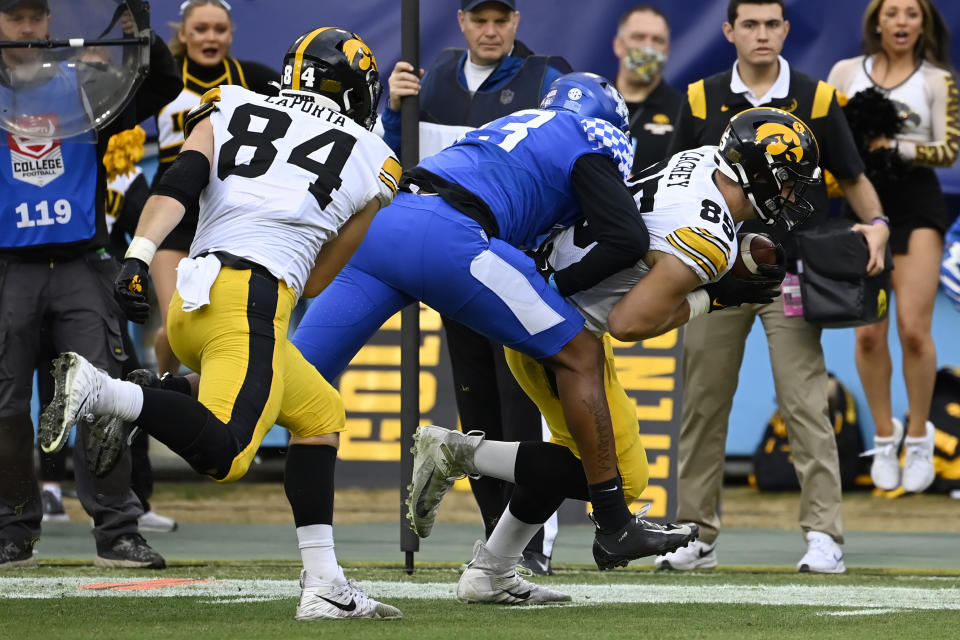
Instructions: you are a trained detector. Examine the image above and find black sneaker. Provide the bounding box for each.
[41,489,69,523]
[0,539,37,569]
[519,549,553,576]
[86,369,160,478]
[95,533,166,569]
[592,514,699,571]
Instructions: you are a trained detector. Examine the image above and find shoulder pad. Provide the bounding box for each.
[184,88,221,138]
[579,118,634,180]
[666,226,732,281]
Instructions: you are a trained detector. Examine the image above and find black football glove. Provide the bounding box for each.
[759,241,788,284]
[114,258,151,323]
[703,269,783,312]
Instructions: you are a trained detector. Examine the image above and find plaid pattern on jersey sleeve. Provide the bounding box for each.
[580,118,635,180]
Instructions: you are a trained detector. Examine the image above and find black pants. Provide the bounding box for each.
[0,256,143,550]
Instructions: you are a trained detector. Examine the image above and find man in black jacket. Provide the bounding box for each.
[0,0,181,569]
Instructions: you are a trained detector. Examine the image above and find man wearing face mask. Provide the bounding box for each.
[613,5,680,174]
[381,0,572,576]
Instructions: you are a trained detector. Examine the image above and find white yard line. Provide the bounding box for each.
[1,578,959,611]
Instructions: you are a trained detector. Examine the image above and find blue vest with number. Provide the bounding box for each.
[419,109,634,249]
[0,65,98,248]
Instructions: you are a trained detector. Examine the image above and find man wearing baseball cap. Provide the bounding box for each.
[0,0,50,72]
[0,0,49,12]
[0,0,180,570]
[381,0,571,576]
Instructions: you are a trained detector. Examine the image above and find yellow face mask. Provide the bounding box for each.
[625,47,666,83]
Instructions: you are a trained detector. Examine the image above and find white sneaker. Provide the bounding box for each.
[139,510,178,533]
[902,421,936,493]
[295,571,402,620]
[406,425,484,538]
[39,352,103,454]
[457,540,571,604]
[655,539,717,571]
[797,530,845,573]
[865,418,904,490]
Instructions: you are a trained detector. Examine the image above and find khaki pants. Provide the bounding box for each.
[678,299,843,544]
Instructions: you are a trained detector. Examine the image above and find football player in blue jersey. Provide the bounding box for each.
[292,72,699,584]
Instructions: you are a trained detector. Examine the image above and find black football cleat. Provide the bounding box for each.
[85,369,160,478]
[593,514,699,571]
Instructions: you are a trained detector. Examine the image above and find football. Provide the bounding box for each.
[732,232,779,278]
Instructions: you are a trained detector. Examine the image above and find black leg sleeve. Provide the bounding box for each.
[509,485,566,526]
[513,441,590,501]
[284,444,337,527]
[138,388,239,479]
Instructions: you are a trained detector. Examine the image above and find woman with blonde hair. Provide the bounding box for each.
[151,0,277,376]
[827,0,958,493]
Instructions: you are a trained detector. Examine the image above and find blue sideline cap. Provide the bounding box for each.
[461,0,517,12]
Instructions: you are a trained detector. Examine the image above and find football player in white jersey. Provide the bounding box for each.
[409,107,820,601]
[39,28,404,620]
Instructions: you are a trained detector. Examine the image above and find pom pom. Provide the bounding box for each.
[843,87,908,184]
[102,125,146,182]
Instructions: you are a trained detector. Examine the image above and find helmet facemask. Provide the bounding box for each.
[745,156,822,231]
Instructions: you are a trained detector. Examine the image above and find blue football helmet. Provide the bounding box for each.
[539,72,630,133]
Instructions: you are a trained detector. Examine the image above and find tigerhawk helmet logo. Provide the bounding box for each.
[755,122,803,162]
[342,38,377,72]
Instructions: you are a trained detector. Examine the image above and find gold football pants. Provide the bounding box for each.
[504,333,649,503]
[167,266,345,482]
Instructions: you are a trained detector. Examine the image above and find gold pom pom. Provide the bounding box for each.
[102,125,146,182]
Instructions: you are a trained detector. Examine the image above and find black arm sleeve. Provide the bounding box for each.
[132,31,182,124]
[552,153,648,296]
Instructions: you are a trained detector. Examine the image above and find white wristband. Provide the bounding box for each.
[686,289,711,320]
[125,236,157,266]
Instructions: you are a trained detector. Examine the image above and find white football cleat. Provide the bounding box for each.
[655,539,717,571]
[138,510,179,533]
[406,425,484,537]
[295,571,402,620]
[39,352,103,454]
[865,417,904,490]
[797,530,845,574]
[902,421,936,493]
[457,540,571,605]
